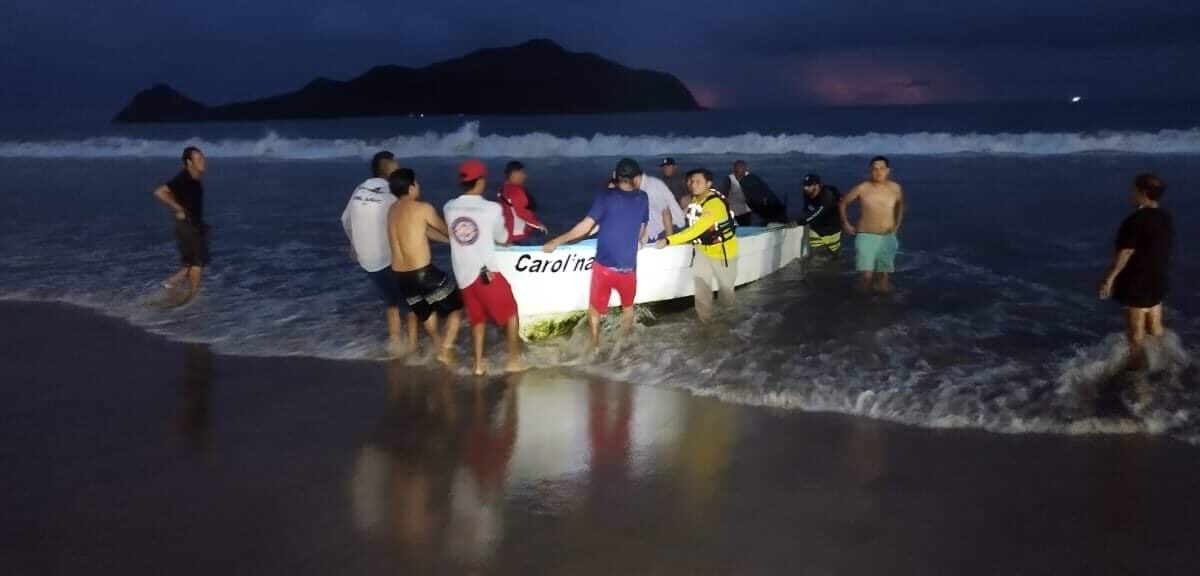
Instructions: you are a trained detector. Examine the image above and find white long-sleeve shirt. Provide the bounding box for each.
[341,177,395,272]
[640,174,686,241]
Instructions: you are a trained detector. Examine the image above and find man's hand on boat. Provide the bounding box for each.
[654,239,669,249]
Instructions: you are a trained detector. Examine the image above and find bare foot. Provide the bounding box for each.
[505,357,530,373]
[386,338,407,358]
[474,360,488,376]
[436,346,455,366]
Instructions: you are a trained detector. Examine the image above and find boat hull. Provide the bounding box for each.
[494,225,806,339]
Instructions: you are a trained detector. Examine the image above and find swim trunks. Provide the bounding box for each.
[589,262,637,313]
[175,220,210,267]
[462,272,518,326]
[808,230,842,255]
[367,267,405,308]
[395,264,464,322]
[854,233,898,272]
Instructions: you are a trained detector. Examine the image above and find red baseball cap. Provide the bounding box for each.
[458,159,487,182]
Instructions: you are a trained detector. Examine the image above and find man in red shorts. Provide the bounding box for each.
[444,159,527,375]
[543,158,649,348]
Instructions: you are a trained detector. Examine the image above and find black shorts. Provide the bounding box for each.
[175,221,210,267]
[735,213,754,227]
[367,268,406,308]
[395,264,463,322]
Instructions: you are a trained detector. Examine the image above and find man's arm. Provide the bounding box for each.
[661,208,673,238]
[543,217,598,252]
[1100,249,1135,299]
[154,185,186,220]
[892,186,905,234]
[639,222,648,247]
[839,185,862,235]
[510,186,547,230]
[386,205,402,257]
[425,203,450,244]
[341,200,354,241]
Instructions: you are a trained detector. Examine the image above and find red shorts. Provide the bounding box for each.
[462,272,518,326]
[589,262,637,313]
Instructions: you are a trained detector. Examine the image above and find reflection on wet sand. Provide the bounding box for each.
[1087,435,1146,574]
[176,343,214,454]
[350,367,745,571]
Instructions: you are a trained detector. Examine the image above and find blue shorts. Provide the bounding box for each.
[855,233,899,273]
[367,268,404,308]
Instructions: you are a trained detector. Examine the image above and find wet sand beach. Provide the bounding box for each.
[4,301,1199,575]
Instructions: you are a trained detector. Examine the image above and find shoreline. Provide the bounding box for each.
[5,299,1200,574]
[2,296,1188,444]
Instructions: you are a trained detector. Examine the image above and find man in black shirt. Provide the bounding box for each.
[732,160,789,224]
[1100,172,1173,365]
[799,174,842,258]
[153,146,209,303]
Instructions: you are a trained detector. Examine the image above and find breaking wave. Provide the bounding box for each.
[2,122,1200,159]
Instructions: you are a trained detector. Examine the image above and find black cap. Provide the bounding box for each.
[504,160,525,175]
[615,158,643,179]
[802,173,821,186]
[660,157,676,167]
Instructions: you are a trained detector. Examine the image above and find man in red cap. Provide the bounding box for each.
[386,167,464,365]
[444,160,527,375]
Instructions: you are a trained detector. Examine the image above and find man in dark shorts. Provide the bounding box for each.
[799,173,843,258]
[153,146,208,303]
[1100,173,1173,366]
[341,151,417,356]
[386,168,465,365]
[543,158,649,348]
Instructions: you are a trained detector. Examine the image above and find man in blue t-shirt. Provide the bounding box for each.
[543,158,649,348]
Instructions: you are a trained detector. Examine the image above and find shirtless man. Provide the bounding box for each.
[386,168,465,364]
[839,156,905,293]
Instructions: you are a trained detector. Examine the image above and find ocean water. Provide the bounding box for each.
[1,106,1198,443]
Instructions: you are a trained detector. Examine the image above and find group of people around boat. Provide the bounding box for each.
[152,147,1173,373]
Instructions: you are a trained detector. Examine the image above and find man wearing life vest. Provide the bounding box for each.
[655,168,739,321]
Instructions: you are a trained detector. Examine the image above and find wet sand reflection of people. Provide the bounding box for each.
[176,343,214,454]
[676,398,739,506]
[446,378,519,568]
[588,380,634,482]
[350,363,459,549]
[1086,435,1146,574]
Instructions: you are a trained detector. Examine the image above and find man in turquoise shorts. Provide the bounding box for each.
[839,156,906,293]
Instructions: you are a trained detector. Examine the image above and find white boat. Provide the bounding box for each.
[494,225,807,340]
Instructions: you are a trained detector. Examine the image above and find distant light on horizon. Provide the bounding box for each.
[1071,96,1083,103]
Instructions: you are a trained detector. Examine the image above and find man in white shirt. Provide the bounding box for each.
[722,161,754,226]
[444,159,527,376]
[341,151,416,355]
[640,173,685,242]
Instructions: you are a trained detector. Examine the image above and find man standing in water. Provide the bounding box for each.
[721,161,754,226]
[1100,173,1173,367]
[342,151,417,355]
[386,168,465,365]
[153,146,209,304]
[497,161,548,246]
[800,173,843,258]
[660,157,689,210]
[544,158,649,348]
[839,156,905,293]
[444,160,527,375]
[640,171,685,243]
[656,168,739,321]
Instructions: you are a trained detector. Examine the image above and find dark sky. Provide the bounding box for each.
[3,0,1199,121]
